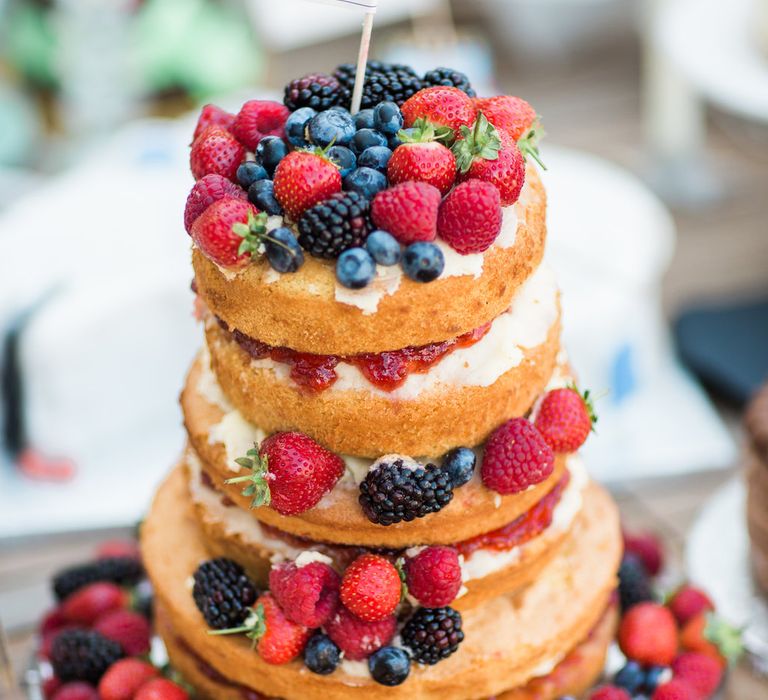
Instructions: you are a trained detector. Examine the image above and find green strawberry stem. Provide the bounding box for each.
[397,118,453,145]
[517,119,547,170]
[451,112,502,174]
[704,612,744,666]
[394,557,409,602]
[567,383,599,432]
[207,604,266,650]
[232,211,298,262]
[224,445,272,508]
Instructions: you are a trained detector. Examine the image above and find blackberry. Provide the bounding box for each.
[359,458,454,526]
[401,606,464,665]
[284,73,344,112]
[298,191,372,259]
[50,629,124,683]
[334,61,422,109]
[618,553,655,612]
[192,557,258,630]
[422,67,476,97]
[52,557,144,601]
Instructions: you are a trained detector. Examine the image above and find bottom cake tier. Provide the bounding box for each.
[141,465,622,700]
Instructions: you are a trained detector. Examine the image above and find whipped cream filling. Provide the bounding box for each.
[244,263,558,400]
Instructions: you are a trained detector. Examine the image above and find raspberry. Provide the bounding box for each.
[618,553,655,612]
[269,559,340,628]
[422,67,475,97]
[652,680,699,700]
[297,191,372,259]
[480,417,554,494]
[623,530,665,577]
[401,606,464,665]
[190,126,245,182]
[437,179,502,254]
[193,104,235,141]
[671,652,723,697]
[98,658,159,700]
[192,558,258,630]
[231,100,289,151]
[93,609,151,656]
[50,629,123,684]
[404,546,462,607]
[51,682,99,700]
[183,174,246,233]
[325,606,397,661]
[334,61,422,109]
[284,73,344,112]
[61,582,127,626]
[340,554,401,622]
[590,687,631,700]
[53,558,143,601]
[534,387,597,453]
[370,181,441,244]
[668,584,714,625]
[619,602,679,666]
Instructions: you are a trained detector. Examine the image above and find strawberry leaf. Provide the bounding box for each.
[704,612,744,666]
[207,603,266,650]
[517,118,546,170]
[451,112,502,174]
[394,557,409,602]
[567,383,599,431]
[398,118,454,145]
[225,445,271,508]
[232,211,270,260]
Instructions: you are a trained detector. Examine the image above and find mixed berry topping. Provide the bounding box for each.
[401,606,464,665]
[191,557,258,630]
[534,386,598,453]
[402,546,462,607]
[184,62,544,288]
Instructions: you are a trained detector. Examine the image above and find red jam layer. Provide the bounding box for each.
[456,472,572,559]
[222,319,491,393]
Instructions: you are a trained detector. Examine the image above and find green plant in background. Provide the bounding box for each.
[3,1,58,90]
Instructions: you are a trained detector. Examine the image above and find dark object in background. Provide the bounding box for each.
[674,297,768,405]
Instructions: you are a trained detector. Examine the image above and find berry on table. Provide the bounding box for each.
[95,539,141,561]
[401,242,445,282]
[273,149,342,221]
[297,190,372,259]
[255,135,288,176]
[623,529,664,576]
[441,447,476,487]
[192,557,257,630]
[231,100,289,151]
[336,248,376,290]
[618,553,655,612]
[193,103,235,141]
[61,582,127,626]
[534,386,597,453]
[333,60,422,109]
[98,658,159,700]
[133,678,189,700]
[236,161,268,189]
[359,457,454,525]
[357,146,393,173]
[190,125,245,182]
[284,73,344,112]
[340,554,401,622]
[226,431,345,516]
[269,559,340,628]
[327,145,357,178]
[651,679,698,700]
[368,646,411,686]
[387,119,456,194]
[668,584,714,625]
[618,602,679,666]
[401,86,475,135]
[308,109,356,148]
[613,660,645,694]
[401,606,464,665]
[643,666,671,694]
[680,612,742,665]
[303,633,341,675]
[264,226,304,273]
[284,107,316,147]
[365,230,401,266]
[373,101,404,135]
[247,179,283,216]
[52,557,144,602]
[480,417,554,495]
[371,181,442,244]
[404,546,462,607]
[671,652,723,697]
[93,609,151,655]
[343,167,388,200]
[350,128,389,155]
[325,605,397,661]
[422,67,475,96]
[51,682,99,700]
[590,687,631,700]
[50,629,123,684]
[437,179,502,254]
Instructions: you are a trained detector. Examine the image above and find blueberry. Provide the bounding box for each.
[643,666,670,693]
[357,146,392,173]
[368,646,410,686]
[308,109,355,147]
[264,226,304,273]
[614,661,645,694]
[388,133,404,150]
[285,107,316,147]
[343,167,388,200]
[248,180,283,216]
[255,136,288,176]
[366,230,401,266]
[373,101,404,135]
[327,145,357,178]
[350,128,388,156]
[442,447,476,488]
[336,247,375,289]
[236,161,268,189]
[303,633,340,675]
[402,242,445,283]
[354,108,375,130]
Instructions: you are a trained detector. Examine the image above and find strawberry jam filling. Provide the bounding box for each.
[221,319,491,392]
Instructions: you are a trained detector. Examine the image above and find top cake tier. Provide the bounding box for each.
[184,64,547,355]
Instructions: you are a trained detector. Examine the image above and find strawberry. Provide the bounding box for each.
[61,582,126,626]
[371,181,441,244]
[43,676,62,699]
[95,540,141,561]
[133,678,189,700]
[437,179,502,254]
[590,687,631,700]
[534,386,597,453]
[269,558,341,628]
[623,530,665,577]
[680,612,742,666]
[51,682,99,700]
[325,605,397,661]
[387,118,456,194]
[231,100,289,151]
[340,554,401,622]
[452,114,526,206]
[40,625,81,660]
[226,431,345,516]
[193,104,236,142]
[668,584,714,625]
[401,86,475,136]
[190,126,245,182]
[481,417,554,495]
[190,197,272,269]
[98,659,159,700]
[671,652,723,697]
[651,680,698,700]
[273,150,341,221]
[618,602,678,666]
[93,609,151,655]
[403,546,462,607]
[183,174,247,233]
[40,606,68,636]
[473,96,544,167]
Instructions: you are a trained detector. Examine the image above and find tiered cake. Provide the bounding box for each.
[141,62,623,699]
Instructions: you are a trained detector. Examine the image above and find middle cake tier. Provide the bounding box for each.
[200,263,561,458]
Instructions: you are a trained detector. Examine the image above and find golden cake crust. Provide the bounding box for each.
[203,307,560,457]
[192,167,546,355]
[141,466,622,700]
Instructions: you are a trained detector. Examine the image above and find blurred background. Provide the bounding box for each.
[0,0,767,690]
